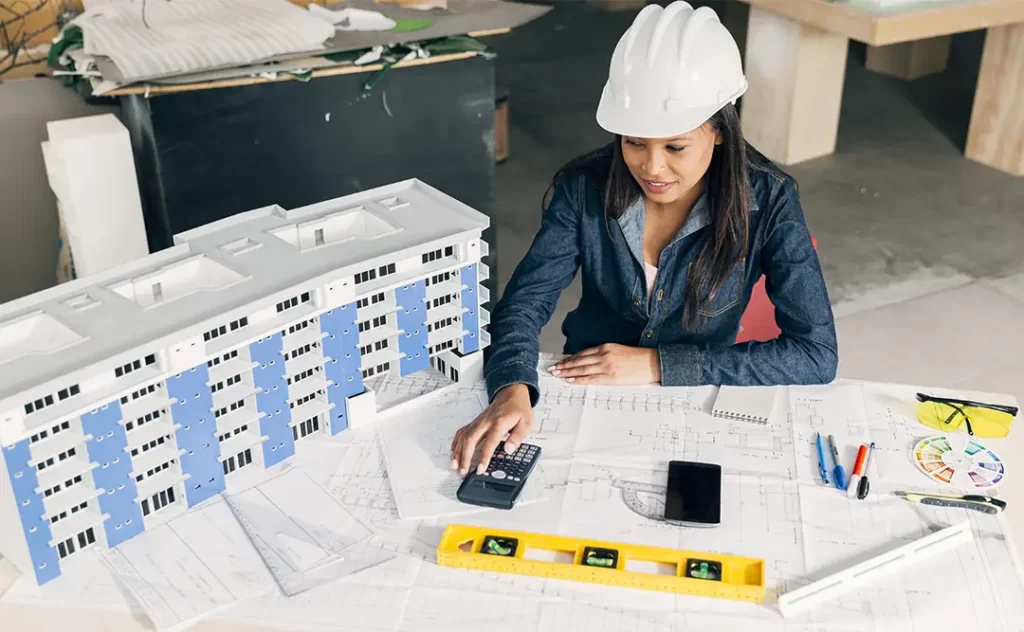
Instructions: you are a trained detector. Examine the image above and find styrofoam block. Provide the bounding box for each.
[345,389,378,431]
[42,114,149,279]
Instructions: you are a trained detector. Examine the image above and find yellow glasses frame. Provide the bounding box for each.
[915,393,1017,439]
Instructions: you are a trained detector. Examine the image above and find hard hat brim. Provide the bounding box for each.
[596,96,727,139]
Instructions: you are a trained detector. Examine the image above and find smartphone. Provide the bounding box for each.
[664,461,721,527]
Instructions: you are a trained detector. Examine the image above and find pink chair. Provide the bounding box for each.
[736,237,818,344]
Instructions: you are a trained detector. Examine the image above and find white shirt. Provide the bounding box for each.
[644,261,658,300]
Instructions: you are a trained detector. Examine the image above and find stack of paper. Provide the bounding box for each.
[72,0,336,82]
[6,373,1024,632]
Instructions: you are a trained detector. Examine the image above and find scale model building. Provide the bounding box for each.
[0,180,490,585]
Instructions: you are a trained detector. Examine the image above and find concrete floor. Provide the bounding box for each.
[486,3,1024,355]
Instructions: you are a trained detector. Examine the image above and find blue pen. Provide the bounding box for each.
[828,434,847,491]
[815,433,829,485]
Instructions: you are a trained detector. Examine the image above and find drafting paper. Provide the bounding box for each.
[681,406,798,478]
[521,374,587,459]
[796,484,1024,628]
[540,601,676,632]
[789,382,872,484]
[400,586,545,631]
[96,500,274,630]
[573,385,690,465]
[8,375,1024,632]
[377,392,548,520]
[0,548,139,614]
[329,428,446,559]
[217,576,412,632]
[224,468,387,596]
[92,469,385,629]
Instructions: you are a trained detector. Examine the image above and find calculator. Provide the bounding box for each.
[456,441,541,510]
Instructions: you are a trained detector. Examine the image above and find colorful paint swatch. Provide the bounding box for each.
[912,435,1005,490]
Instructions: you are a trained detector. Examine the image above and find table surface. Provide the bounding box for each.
[739,0,1024,45]
[1,379,1022,631]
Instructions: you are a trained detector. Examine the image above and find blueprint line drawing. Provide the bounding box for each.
[328,430,443,561]
[223,468,390,597]
[4,373,1024,632]
[370,370,487,413]
[682,408,798,480]
[572,386,689,465]
[586,386,691,413]
[95,499,276,630]
[793,482,1024,629]
[520,375,587,460]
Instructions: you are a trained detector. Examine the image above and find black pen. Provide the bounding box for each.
[856,442,874,500]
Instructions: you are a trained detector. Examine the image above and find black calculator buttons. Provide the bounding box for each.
[458,442,542,510]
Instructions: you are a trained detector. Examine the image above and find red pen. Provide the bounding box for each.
[847,444,869,498]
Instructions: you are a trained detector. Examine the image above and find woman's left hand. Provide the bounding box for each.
[547,344,661,385]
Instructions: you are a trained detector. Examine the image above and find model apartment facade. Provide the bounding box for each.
[0,180,491,585]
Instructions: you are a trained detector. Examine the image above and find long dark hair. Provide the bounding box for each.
[545,104,773,329]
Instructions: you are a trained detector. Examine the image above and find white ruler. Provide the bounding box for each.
[778,521,974,617]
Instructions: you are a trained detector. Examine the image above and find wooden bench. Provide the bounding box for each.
[734,0,1024,176]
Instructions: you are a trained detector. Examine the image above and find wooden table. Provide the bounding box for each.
[735,0,1024,176]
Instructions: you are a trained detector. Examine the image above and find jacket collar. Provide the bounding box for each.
[617,192,711,266]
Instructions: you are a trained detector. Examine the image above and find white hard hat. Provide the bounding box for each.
[596,1,748,138]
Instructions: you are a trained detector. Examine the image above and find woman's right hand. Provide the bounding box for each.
[450,383,533,477]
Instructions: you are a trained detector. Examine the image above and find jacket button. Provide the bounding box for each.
[634,300,641,307]
[646,331,653,338]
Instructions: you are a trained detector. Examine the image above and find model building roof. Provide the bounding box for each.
[0,179,488,406]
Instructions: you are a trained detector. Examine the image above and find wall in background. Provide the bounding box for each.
[0,77,117,304]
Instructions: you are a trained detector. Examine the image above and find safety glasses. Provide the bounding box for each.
[915,393,1018,438]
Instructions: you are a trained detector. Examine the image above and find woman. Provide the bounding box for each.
[451,2,838,476]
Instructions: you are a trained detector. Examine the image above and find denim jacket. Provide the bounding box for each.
[484,148,838,406]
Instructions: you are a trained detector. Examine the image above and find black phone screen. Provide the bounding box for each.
[664,461,721,525]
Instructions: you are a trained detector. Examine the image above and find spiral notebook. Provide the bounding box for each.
[711,386,778,424]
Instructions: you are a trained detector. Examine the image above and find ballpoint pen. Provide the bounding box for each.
[828,435,847,491]
[847,444,868,499]
[815,433,829,485]
[856,442,875,500]
[894,491,1007,514]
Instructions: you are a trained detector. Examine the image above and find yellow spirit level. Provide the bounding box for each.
[436,524,765,603]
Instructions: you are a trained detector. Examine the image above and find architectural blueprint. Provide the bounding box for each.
[683,394,796,479]
[525,376,587,460]
[93,467,391,629]
[224,468,392,597]
[329,428,444,560]
[794,484,1024,629]
[367,369,486,414]
[789,383,871,484]
[96,498,274,630]
[573,386,691,465]
[3,374,1024,632]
